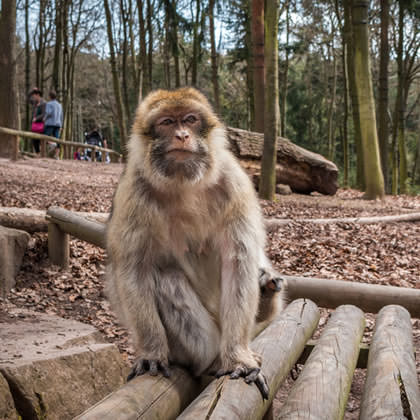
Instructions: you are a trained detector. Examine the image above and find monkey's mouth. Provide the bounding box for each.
[165,149,196,160]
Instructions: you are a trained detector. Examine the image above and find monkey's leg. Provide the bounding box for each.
[155,268,220,376]
[217,238,270,399]
[108,265,171,380]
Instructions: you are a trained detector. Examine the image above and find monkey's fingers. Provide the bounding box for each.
[127,359,147,381]
[253,372,269,400]
[268,276,285,292]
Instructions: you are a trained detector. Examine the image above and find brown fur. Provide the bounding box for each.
[106,87,286,383]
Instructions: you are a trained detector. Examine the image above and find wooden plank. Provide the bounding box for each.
[360,305,420,420]
[178,299,320,420]
[278,305,365,420]
[48,222,69,268]
[46,207,106,249]
[285,275,420,318]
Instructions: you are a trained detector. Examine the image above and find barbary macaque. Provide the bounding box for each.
[106,87,286,399]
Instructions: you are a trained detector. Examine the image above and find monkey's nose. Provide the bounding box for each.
[175,130,189,142]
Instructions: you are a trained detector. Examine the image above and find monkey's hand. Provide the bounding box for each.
[259,267,287,293]
[127,357,171,381]
[214,350,269,400]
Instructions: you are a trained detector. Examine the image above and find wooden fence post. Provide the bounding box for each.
[40,139,46,157]
[48,222,70,268]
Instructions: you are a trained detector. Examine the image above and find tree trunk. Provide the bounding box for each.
[342,34,350,187]
[396,1,408,194]
[24,0,31,136]
[279,0,290,137]
[137,0,147,96]
[345,0,364,190]
[327,37,337,162]
[146,0,153,90]
[352,0,384,199]
[378,0,389,192]
[191,0,201,86]
[104,0,128,159]
[209,0,220,113]
[245,0,255,130]
[251,0,264,133]
[259,0,280,200]
[52,1,63,96]
[0,0,18,160]
[163,1,171,88]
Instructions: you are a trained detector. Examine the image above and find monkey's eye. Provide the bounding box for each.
[184,115,198,124]
[159,118,175,126]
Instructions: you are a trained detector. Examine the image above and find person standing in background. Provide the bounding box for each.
[29,87,46,155]
[44,91,63,159]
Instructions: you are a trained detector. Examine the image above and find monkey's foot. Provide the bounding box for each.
[259,268,287,293]
[215,366,269,400]
[127,358,171,381]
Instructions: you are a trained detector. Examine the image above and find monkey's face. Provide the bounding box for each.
[148,108,212,181]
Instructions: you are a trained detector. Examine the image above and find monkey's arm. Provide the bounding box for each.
[216,221,269,399]
[107,263,171,379]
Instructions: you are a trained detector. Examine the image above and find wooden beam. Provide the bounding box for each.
[0,207,108,233]
[266,212,420,230]
[48,222,69,268]
[360,305,420,420]
[285,275,420,318]
[278,305,365,419]
[178,299,320,420]
[46,207,106,248]
[0,126,122,158]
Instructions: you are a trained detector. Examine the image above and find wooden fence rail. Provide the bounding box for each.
[0,126,122,161]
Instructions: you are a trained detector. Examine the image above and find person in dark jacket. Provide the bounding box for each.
[29,87,46,154]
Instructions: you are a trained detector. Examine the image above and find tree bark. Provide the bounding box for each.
[0,0,18,160]
[209,0,220,113]
[378,0,389,191]
[24,0,31,135]
[259,0,280,200]
[279,0,290,137]
[104,0,128,159]
[146,0,153,90]
[251,0,265,133]
[352,0,385,199]
[345,0,364,190]
[191,0,201,86]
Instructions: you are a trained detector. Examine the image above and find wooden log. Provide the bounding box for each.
[178,299,320,420]
[297,339,370,369]
[40,137,47,157]
[360,305,420,420]
[0,207,108,233]
[278,305,365,419]
[46,207,106,248]
[285,275,420,318]
[48,222,69,268]
[0,126,122,159]
[266,211,420,230]
[75,367,206,420]
[226,127,338,195]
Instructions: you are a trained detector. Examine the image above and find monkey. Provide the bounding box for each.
[106,87,286,400]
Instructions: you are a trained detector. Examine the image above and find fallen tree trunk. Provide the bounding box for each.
[0,207,108,233]
[226,127,338,195]
[266,212,420,231]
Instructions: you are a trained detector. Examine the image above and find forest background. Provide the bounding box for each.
[6,0,420,194]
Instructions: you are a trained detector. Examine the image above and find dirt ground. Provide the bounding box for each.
[1,157,419,418]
